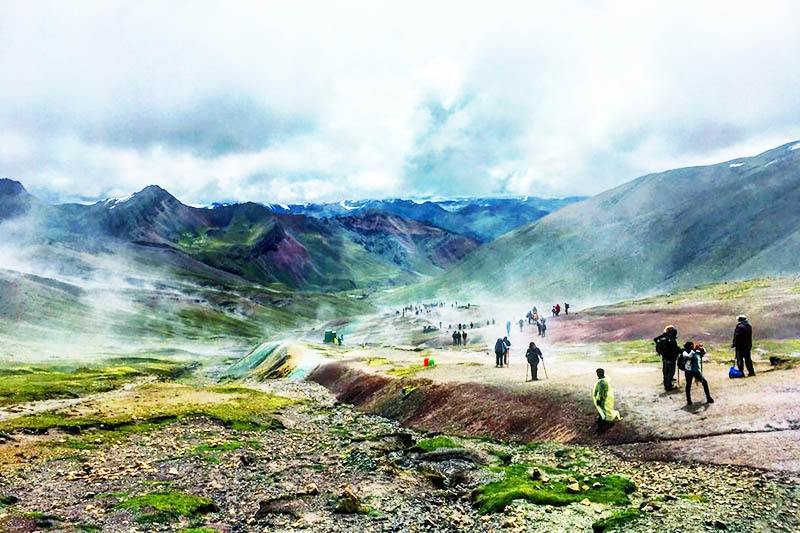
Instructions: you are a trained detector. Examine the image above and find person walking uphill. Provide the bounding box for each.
[526,342,543,381]
[682,342,713,405]
[732,315,755,376]
[654,326,681,391]
[593,368,622,423]
[494,338,505,368]
[506,321,511,337]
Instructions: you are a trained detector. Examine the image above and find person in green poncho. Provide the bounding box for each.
[593,368,622,423]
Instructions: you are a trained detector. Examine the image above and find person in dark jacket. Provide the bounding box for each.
[732,315,755,376]
[540,318,547,337]
[502,337,511,366]
[494,338,505,367]
[462,331,468,345]
[654,325,681,391]
[681,341,714,405]
[525,342,543,381]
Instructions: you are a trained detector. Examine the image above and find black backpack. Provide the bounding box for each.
[654,334,671,358]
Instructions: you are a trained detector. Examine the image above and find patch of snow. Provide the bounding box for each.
[790,142,800,151]
[729,162,744,168]
[279,204,289,210]
[765,159,778,167]
[339,200,360,211]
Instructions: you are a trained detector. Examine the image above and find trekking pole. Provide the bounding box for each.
[541,357,548,379]
[525,362,529,382]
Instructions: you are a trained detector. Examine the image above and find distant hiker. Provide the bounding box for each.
[439,321,442,329]
[682,342,713,405]
[532,306,538,315]
[519,319,524,332]
[452,330,459,346]
[506,321,511,337]
[536,320,543,336]
[732,315,755,377]
[526,342,543,381]
[462,331,468,345]
[527,311,533,324]
[492,318,495,325]
[654,326,681,391]
[552,305,556,317]
[338,334,344,345]
[503,337,511,366]
[555,304,561,316]
[494,338,505,367]
[593,368,622,423]
[458,323,462,330]
[540,318,547,337]
[532,312,539,322]
[564,302,570,315]
[470,322,474,329]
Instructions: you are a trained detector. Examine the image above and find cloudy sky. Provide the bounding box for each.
[2,1,799,205]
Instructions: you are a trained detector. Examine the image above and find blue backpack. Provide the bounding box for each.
[729,366,744,379]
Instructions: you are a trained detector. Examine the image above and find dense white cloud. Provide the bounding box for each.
[1,0,799,204]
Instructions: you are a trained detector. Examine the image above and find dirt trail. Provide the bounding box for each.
[302,317,800,474]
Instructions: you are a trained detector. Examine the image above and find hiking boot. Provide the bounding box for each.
[686,400,693,406]
[707,397,714,404]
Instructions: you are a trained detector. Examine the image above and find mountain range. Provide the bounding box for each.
[257,196,585,241]
[420,140,800,304]
[1,181,560,292]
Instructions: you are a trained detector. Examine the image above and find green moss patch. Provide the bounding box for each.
[592,508,643,532]
[0,383,293,436]
[0,359,192,406]
[473,464,636,513]
[414,436,461,452]
[117,491,218,523]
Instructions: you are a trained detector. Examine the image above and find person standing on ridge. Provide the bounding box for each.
[564,302,570,315]
[732,315,755,376]
[654,325,681,391]
[536,319,543,337]
[462,330,468,346]
[540,318,547,337]
[525,342,543,381]
[682,341,713,405]
[551,305,556,317]
[519,319,524,332]
[506,321,511,337]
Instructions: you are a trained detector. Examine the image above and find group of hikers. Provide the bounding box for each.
[652,315,754,406]
[452,327,469,345]
[524,308,549,337]
[551,302,569,316]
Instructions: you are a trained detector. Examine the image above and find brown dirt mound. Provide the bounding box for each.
[308,363,646,445]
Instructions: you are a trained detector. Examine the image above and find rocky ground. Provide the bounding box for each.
[0,379,797,532]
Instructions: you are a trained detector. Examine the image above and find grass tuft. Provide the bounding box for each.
[592,508,643,532]
[414,436,461,452]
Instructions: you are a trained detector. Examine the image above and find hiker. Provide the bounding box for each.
[494,338,505,367]
[503,336,511,366]
[519,319,524,332]
[732,315,755,376]
[555,303,561,316]
[593,368,622,422]
[338,334,344,345]
[506,321,511,337]
[527,311,533,324]
[470,322,474,329]
[536,319,543,336]
[462,331,468,345]
[654,325,681,391]
[565,302,570,315]
[492,318,495,325]
[682,342,713,405]
[452,330,459,346]
[526,342,543,381]
[540,318,547,337]
[439,321,442,329]
[533,306,538,315]
[552,305,556,317]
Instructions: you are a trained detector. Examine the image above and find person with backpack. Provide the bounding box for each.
[452,330,460,346]
[536,319,542,337]
[593,368,622,423]
[682,341,714,405]
[564,302,570,315]
[555,303,561,316]
[503,337,511,366]
[525,342,543,381]
[654,325,681,391]
[494,338,505,367]
[732,315,755,376]
[551,305,556,317]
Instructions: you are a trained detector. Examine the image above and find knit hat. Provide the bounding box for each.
[737,315,747,322]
